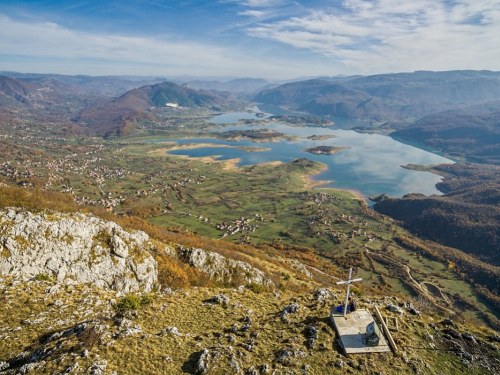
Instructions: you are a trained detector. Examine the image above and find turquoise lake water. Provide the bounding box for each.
[159,109,454,200]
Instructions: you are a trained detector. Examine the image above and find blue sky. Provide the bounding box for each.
[0,0,499,79]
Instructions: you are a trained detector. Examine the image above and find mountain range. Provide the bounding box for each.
[255,70,500,122]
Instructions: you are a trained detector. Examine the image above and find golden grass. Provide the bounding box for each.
[1,276,496,374]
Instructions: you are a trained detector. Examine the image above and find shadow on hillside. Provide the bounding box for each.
[181,350,204,373]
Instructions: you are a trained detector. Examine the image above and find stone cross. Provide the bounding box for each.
[336,267,362,317]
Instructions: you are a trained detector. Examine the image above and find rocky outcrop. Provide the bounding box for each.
[179,246,272,286]
[0,209,157,292]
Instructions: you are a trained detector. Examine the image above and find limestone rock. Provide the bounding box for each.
[0,209,157,292]
[315,288,336,301]
[180,246,272,286]
[388,304,403,314]
[281,303,299,322]
[207,294,230,306]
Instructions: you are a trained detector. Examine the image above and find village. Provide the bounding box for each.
[216,214,263,238]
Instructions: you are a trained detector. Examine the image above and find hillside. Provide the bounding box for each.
[391,108,500,164]
[374,163,500,266]
[185,78,271,97]
[0,75,46,108]
[78,81,237,137]
[1,207,500,374]
[255,70,500,122]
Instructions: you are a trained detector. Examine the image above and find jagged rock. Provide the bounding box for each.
[259,363,270,373]
[115,326,142,338]
[167,327,182,336]
[444,328,460,339]
[334,360,344,368]
[285,259,313,279]
[388,304,403,314]
[0,361,8,371]
[281,303,299,322]
[490,334,500,343]
[62,362,79,373]
[243,339,256,351]
[88,359,107,375]
[462,332,477,343]
[229,353,240,373]
[207,294,230,305]
[307,326,318,339]
[315,288,335,301]
[180,246,272,286]
[441,318,458,328]
[18,362,45,375]
[197,348,211,374]
[462,352,474,361]
[0,210,157,292]
[406,303,420,315]
[116,317,132,330]
[276,347,306,365]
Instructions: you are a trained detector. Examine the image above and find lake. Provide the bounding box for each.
[162,109,454,200]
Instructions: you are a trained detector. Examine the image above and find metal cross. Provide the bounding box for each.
[336,268,362,317]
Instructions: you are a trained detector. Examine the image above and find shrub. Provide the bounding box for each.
[113,294,153,314]
[33,273,52,282]
[79,326,101,349]
[247,282,266,294]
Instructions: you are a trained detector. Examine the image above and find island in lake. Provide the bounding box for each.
[303,145,349,155]
[306,134,337,141]
[216,128,297,142]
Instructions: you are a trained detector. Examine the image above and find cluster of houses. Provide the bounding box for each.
[0,162,36,180]
[297,191,380,246]
[216,215,262,238]
[299,191,343,204]
[74,195,125,210]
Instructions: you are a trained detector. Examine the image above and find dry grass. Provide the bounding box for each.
[1,276,497,374]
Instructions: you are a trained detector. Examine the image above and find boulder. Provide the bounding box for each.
[180,246,272,286]
[0,209,157,292]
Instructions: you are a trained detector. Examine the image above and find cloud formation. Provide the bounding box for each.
[0,14,317,78]
[247,0,500,73]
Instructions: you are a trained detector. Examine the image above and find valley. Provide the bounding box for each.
[2,70,500,374]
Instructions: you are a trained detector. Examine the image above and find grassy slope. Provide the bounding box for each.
[1,276,498,374]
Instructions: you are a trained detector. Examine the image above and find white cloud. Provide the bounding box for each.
[0,14,328,78]
[223,0,285,8]
[247,0,500,73]
[238,9,267,17]
[0,15,228,66]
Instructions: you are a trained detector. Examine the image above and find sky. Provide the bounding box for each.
[0,0,499,79]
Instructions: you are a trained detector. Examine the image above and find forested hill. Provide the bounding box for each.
[374,163,500,265]
[254,70,500,122]
[391,109,500,165]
